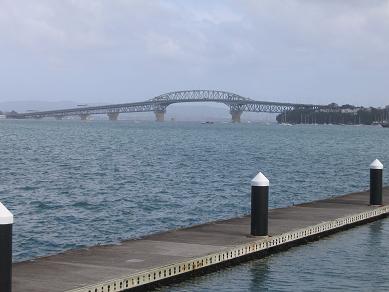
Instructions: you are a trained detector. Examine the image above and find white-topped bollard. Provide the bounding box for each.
[251,172,269,236]
[370,159,384,205]
[0,202,13,292]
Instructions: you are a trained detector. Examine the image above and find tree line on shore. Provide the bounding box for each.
[0,110,18,116]
[276,104,389,125]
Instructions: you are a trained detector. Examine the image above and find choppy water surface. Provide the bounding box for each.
[1,120,388,289]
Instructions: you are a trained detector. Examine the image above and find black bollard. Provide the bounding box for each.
[370,159,383,205]
[251,172,269,236]
[0,202,13,292]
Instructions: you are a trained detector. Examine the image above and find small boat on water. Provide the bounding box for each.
[201,121,214,124]
[381,121,389,128]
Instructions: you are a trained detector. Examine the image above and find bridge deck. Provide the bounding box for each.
[13,188,389,292]
[8,90,323,119]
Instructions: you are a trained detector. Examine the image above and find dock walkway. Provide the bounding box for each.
[14,187,389,292]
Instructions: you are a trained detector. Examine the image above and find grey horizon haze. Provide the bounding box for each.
[1,0,389,108]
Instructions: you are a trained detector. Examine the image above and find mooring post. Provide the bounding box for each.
[0,202,13,292]
[251,172,269,236]
[370,159,383,205]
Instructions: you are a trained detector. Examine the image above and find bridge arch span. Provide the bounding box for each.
[150,90,251,122]
[150,90,251,103]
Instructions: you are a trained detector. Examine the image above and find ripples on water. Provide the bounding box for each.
[0,120,388,264]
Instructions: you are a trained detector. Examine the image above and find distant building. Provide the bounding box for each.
[319,108,338,113]
[341,108,360,114]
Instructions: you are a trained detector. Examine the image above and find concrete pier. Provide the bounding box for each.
[79,114,90,121]
[12,187,389,292]
[154,111,165,122]
[107,112,119,121]
[230,110,242,123]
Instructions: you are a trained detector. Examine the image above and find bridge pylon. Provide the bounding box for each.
[230,108,243,123]
[154,111,165,122]
[231,111,242,123]
[107,112,119,121]
[80,114,90,121]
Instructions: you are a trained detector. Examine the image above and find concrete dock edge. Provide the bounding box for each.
[68,205,389,292]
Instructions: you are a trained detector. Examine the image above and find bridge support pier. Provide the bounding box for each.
[230,110,242,123]
[107,112,119,121]
[154,111,165,122]
[80,114,90,121]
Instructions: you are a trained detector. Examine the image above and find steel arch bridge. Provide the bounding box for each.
[7,90,324,122]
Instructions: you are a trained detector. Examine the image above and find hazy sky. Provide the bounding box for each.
[1,0,388,106]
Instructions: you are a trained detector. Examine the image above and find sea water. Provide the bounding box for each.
[1,120,388,290]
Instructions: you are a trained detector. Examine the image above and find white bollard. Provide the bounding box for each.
[370,159,383,205]
[251,172,269,236]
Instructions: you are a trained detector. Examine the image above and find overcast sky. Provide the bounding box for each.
[0,0,388,106]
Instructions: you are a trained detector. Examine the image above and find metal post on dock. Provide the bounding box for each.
[370,159,384,205]
[0,202,13,292]
[251,172,269,236]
